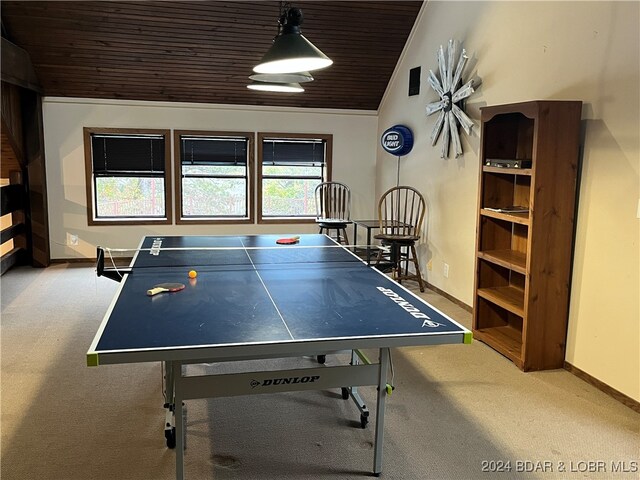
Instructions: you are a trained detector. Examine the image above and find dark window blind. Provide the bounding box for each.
[262,139,325,166]
[91,134,165,174]
[181,137,247,166]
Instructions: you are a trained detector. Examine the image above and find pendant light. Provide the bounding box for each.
[253,5,332,74]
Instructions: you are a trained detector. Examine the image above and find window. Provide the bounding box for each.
[257,133,332,223]
[83,128,171,225]
[174,131,254,223]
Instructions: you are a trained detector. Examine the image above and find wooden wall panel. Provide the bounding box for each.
[1,56,50,270]
[1,82,24,169]
[22,92,50,267]
[1,130,21,178]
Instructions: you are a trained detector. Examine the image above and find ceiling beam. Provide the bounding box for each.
[1,37,42,93]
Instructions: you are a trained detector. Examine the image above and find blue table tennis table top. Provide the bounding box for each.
[88,234,471,366]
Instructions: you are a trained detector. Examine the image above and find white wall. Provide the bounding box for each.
[43,98,378,258]
[378,1,639,401]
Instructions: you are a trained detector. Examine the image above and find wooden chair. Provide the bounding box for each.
[314,182,351,244]
[374,186,426,292]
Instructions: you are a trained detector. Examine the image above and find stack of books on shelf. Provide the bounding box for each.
[484,206,529,213]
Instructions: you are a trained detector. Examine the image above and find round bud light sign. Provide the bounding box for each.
[381,125,413,156]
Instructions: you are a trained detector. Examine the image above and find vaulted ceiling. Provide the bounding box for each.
[1,1,423,110]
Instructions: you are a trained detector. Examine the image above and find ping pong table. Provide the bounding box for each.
[87,234,471,479]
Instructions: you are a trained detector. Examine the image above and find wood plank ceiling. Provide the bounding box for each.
[1,1,423,110]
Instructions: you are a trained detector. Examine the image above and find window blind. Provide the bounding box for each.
[262,139,325,166]
[181,137,248,166]
[91,134,165,174]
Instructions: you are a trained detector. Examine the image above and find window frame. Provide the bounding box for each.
[257,132,333,224]
[83,127,172,226]
[173,130,255,225]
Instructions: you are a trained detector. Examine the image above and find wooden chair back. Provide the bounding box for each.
[378,186,426,238]
[314,182,351,222]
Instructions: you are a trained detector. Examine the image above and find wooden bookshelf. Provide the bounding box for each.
[472,100,582,371]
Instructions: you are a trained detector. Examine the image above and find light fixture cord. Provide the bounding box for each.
[280,1,292,17]
[275,1,292,37]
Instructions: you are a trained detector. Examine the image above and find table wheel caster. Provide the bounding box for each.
[360,412,369,429]
[165,427,176,449]
[341,387,349,400]
[317,355,326,364]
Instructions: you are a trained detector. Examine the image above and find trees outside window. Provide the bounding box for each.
[174,131,254,224]
[84,128,171,225]
[258,133,332,223]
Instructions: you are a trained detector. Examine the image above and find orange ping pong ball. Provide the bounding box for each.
[188,270,197,279]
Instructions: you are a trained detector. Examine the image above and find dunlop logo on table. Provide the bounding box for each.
[376,286,443,328]
[250,375,321,388]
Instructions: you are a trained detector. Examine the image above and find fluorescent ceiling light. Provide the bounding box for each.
[249,72,314,83]
[247,81,304,93]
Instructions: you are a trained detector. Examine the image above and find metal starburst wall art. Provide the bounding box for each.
[426,39,476,158]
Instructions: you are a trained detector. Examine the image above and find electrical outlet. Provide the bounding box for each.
[443,263,449,278]
[70,234,78,246]
[427,260,433,271]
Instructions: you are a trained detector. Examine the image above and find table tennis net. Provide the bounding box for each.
[99,244,380,278]
[134,245,363,269]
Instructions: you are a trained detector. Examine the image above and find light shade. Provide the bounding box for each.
[249,71,314,83]
[253,6,332,75]
[253,33,332,74]
[247,81,304,93]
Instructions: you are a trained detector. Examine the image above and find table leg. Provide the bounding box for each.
[164,360,174,403]
[346,350,370,427]
[373,348,390,475]
[391,243,401,280]
[366,227,373,264]
[173,362,185,480]
[163,361,176,448]
[353,223,358,253]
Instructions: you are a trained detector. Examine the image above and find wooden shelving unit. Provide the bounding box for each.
[472,100,582,371]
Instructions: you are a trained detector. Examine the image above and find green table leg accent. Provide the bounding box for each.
[354,349,372,365]
[87,353,99,367]
[463,331,473,344]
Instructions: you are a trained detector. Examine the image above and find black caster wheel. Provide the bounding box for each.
[360,413,369,429]
[341,387,349,400]
[165,427,176,449]
[317,355,326,364]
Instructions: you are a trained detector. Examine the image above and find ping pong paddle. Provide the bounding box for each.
[276,236,300,245]
[147,282,185,296]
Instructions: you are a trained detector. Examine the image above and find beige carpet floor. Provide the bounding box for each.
[1,264,638,479]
